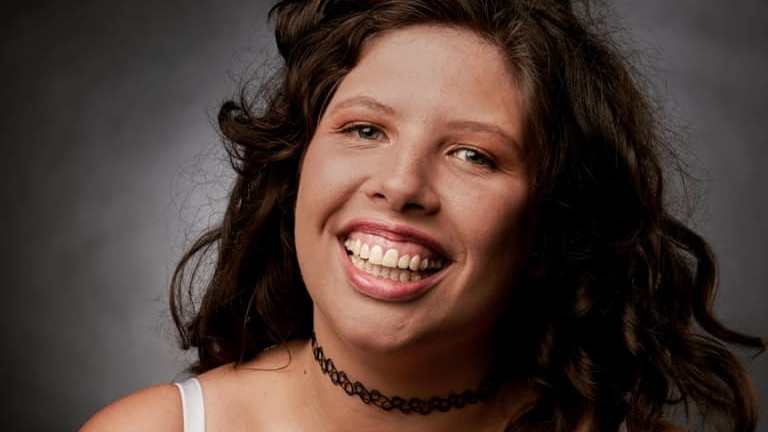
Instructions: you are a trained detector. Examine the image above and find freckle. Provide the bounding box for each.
[304,369,307,375]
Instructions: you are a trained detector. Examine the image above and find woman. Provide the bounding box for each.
[82,0,764,431]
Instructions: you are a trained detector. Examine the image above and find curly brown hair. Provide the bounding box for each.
[170,1,765,431]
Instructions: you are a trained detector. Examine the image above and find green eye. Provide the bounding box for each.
[453,148,494,168]
[343,124,384,140]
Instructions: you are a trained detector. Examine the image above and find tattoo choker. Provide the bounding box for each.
[310,334,495,415]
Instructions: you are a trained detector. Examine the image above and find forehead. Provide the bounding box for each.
[327,25,525,139]
[349,24,514,89]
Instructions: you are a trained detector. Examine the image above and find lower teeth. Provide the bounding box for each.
[351,256,423,281]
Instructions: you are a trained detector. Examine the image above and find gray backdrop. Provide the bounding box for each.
[1,1,766,431]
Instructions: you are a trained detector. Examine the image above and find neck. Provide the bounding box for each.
[294,323,520,432]
[310,333,497,414]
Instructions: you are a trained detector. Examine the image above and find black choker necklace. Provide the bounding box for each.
[310,334,495,415]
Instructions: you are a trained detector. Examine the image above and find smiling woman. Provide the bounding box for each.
[296,28,533,354]
[80,1,764,432]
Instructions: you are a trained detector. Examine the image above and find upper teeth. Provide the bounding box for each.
[344,238,444,271]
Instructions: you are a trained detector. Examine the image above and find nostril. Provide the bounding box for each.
[402,202,426,212]
[362,162,440,214]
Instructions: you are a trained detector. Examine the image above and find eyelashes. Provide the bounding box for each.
[337,123,498,171]
[339,124,386,141]
[449,148,496,169]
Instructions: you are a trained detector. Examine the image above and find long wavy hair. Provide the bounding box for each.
[170,1,764,431]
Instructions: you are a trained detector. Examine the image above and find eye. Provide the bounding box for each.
[451,147,495,168]
[340,124,385,141]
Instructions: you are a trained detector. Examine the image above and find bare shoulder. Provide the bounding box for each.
[80,341,307,431]
[79,384,182,432]
[198,341,309,430]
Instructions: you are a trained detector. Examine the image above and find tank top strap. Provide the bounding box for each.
[174,378,205,432]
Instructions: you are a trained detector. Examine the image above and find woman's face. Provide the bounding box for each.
[295,25,534,352]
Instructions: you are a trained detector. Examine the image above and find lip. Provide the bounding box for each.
[339,219,452,258]
[338,219,450,301]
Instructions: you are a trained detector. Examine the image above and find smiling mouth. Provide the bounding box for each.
[343,237,446,282]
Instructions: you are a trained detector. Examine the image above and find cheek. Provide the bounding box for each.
[463,181,530,233]
[465,186,533,266]
[295,139,369,231]
[295,144,332,254]
[296,143,342,216]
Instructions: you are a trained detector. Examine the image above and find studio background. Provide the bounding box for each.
[1,1,766,431]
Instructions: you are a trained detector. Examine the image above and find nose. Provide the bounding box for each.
[362,144,441,215]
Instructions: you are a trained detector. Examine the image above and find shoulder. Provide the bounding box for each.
[80,341,307,431]
[79,383,182,432]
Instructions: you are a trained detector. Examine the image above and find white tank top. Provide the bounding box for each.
[173,376,630,432]
[174,378,205,432]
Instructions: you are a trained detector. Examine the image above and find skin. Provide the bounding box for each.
[80,25,685,432]
[294,23,532,406]
[292,23,535,430]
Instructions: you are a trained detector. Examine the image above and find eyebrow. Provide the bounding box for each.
[447,120,522,150]
[328,95,396,116]
[328,95,521,149]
